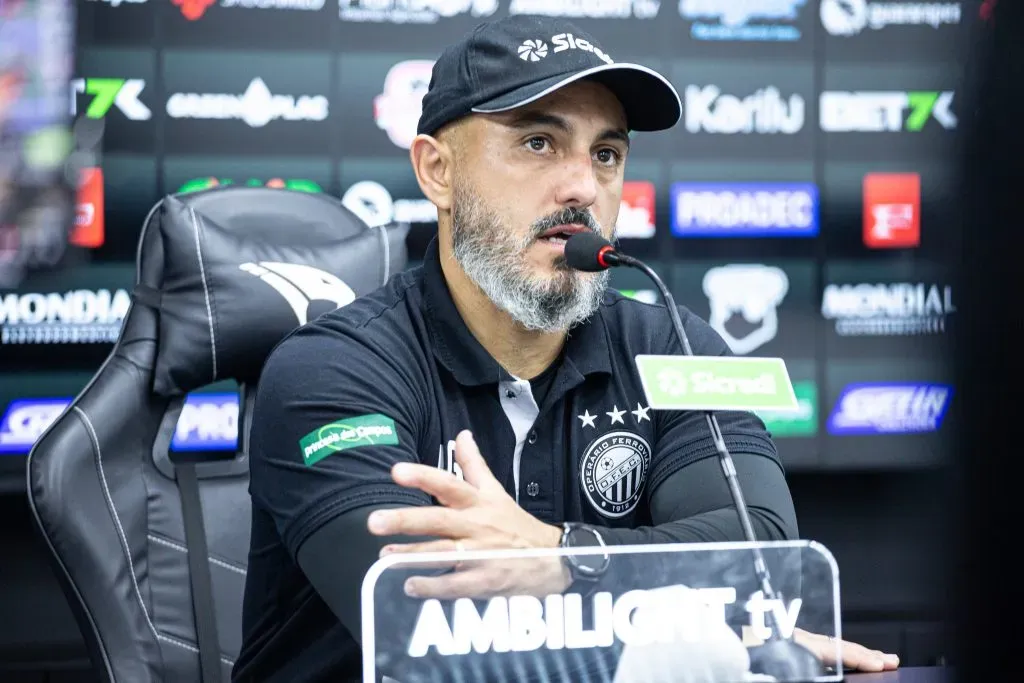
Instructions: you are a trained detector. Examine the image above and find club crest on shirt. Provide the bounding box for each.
[580,430,652,519]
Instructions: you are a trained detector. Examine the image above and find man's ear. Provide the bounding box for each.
[409,133,455,212]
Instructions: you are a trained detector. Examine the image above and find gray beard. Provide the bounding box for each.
[450,184,610,334]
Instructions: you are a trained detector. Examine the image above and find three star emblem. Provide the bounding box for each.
[578,402,650,428]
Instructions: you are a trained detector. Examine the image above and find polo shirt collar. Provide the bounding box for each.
[420,237,613,387]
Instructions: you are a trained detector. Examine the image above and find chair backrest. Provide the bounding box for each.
[26,187,408,683]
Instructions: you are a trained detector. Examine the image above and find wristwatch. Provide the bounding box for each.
[559,522,611,591]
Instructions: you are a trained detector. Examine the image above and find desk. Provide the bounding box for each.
[847,667,950,683]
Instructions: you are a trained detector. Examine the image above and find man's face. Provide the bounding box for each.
[448,80,629,333]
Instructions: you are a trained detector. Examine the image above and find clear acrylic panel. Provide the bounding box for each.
[361,540,842,683]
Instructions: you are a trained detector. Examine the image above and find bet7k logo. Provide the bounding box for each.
[821,91,957,132]
[71,78,152,121]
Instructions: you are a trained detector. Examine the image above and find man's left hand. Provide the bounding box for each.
[367,429,570,599]
[793,628,900,672]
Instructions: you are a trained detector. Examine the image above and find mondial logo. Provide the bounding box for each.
[821,281,955,336]
[166,78,329,128]
[0,288,130,345]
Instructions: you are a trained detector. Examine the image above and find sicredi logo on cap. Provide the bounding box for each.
[518,33,614,65]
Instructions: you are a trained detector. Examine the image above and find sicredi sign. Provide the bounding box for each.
[634,355,799,412]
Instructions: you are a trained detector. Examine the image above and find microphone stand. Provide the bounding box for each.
[611,252,825,681]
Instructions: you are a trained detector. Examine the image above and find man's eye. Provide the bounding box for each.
[595,148,620,165]
[527,137,549,152]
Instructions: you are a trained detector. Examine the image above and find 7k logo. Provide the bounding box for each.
[71,78,152,120]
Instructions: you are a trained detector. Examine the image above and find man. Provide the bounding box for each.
[232,15,900,683]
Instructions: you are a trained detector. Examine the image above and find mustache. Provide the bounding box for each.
[530,207,601,238]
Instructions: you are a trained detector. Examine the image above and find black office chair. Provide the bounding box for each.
[26,187,408,683]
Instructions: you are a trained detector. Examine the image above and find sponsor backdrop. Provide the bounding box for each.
[0,0,974,483]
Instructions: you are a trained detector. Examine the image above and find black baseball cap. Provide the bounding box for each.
[416,15,681,136]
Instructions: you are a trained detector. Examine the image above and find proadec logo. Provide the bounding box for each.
[820,0,961,37]
[685,85,804,134]
[518,33,614,65]
[671,182,819,237]
[339,0,498,24]
[342,181,437,228]
[509,0,660,19]
[71,78,151,120]
[1,288,130,345]
[820,91,956,132]
[166,78,329,128]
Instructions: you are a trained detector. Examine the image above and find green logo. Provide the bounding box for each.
[905,91,955,132]
[755,381,818,437]
[618,289,657,304]
[72,78,151,120]
[178,177,323,194]
[299,414,398,466]
[635,355,798,412]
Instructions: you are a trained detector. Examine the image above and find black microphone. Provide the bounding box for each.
[565,232,825,680]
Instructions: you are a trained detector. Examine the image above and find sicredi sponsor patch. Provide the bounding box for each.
[299,413,398,466]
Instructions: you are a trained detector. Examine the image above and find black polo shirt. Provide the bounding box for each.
[232,238,781,682]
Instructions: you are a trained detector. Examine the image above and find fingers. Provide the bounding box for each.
[454,430,503,494]
[367,506,476,539]
[795,630,899,672]
[403,566,495,600]
[391,461,479,508]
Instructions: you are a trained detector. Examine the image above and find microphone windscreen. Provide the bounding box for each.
[565,232,615,272]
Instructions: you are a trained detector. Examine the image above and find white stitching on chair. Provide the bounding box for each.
[75,407,235,668]
[188,206,218,381]
[148,534,247,577]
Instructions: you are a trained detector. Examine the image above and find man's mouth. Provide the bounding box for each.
[538,224,588,244]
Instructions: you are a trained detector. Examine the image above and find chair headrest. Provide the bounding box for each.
[139,188,407,397]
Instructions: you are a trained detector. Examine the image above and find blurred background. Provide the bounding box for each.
[1,0,991,680]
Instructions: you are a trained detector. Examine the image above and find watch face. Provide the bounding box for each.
[567,527,608,575]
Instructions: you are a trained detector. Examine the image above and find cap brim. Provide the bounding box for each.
[470,63,681,132]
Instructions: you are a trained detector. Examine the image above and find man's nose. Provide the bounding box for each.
[552,153,600,209]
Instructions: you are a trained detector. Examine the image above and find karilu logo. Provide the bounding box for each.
[703,265,789,355]
[238,262,355,325]
[1,288,130,345]
[820,91,957,132]
[71,78,151,120]
[820,0,962,36]
[166,78,329,128]
[685,85,804,134]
